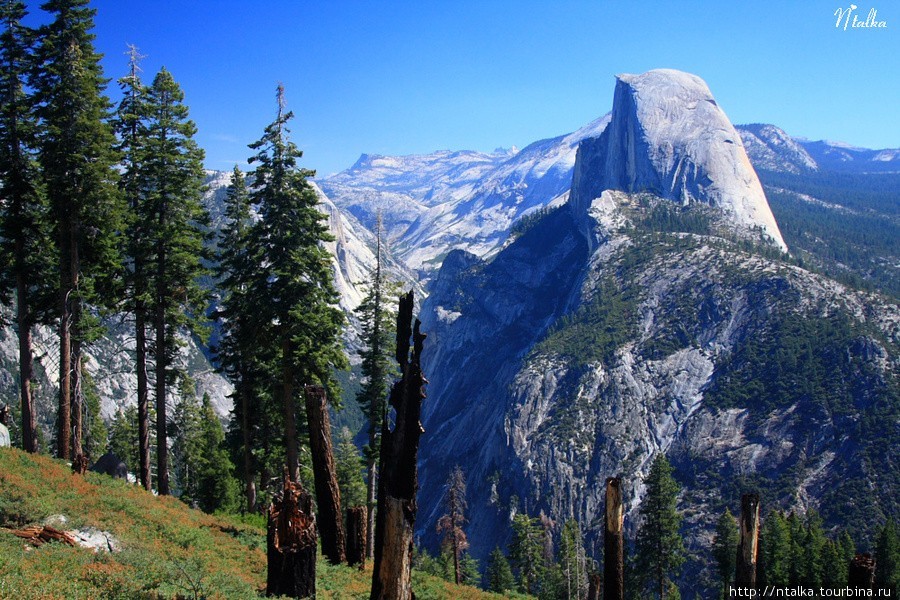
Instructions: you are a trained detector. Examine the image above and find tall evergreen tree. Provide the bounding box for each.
[759,511,790,586]
[485,546,516,594]
[875,519,900,594]
[245,84,347,482]
[141,67,209,495]
[215,165,265,511]
[0,0,53,454]
[712,508,738,599]
[437,465,469,585]
[558,518,588,600]
[354,212,397,557]
[634,454,685,600]
[113,44,153,490]
[108,405,139,477]
[33,0,123,459]
[334,426,367,510]
[511,513,545,595]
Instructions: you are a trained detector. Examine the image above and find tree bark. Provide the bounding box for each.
[135,301,151,490]
[267,477,317,598]
[366,455,377,559]
[304,384,346,565]
[57,217,73,460]
[588,572,602,600]
[604,477,624,600]
[848,554,875,588]
[735,493,760,586]
[347,506,367,568]
[370,291,426,600]
[16,265,36,453]
[155,245,169,495]
[281,336,299,483]
[72,337,83,457]
[241,381,256,512]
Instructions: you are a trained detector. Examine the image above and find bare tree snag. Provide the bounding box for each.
[604,477,624,600]
[370,291,426,600]
[848,554,876,588]
[735,493,760,586]
[347,506,367,568]
[267,476,317,598]
[304,384,346,565]
[588,572,602,600]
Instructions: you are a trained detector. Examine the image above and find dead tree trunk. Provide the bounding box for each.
[347,506,367,568]
[304,384,346,565]
[848,554,876,588]
[267,476,317,598]
[735,493,760,586]
[604,477,624,600]
[588,572,602,600]
[370,291,426,600]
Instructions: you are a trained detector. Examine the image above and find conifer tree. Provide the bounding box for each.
[215,165,266,511]
[759,511,790,585]
[511,513,545,595]
[142,67,209,495]
[335,426,367,510]
[0,0,53,454]
[245,84,347,482]
[712,508,738,599]
[634,454,685,600]
[32,0,123,459]
[437,465,470,585]
[355,212,397,556]
[485,546,516,594]
[114,44,153,490]
[875,519,900,594]
[559,518,588,600]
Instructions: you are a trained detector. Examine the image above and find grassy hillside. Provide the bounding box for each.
[0,448,521,599]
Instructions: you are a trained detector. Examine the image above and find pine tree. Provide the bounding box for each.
[172,378,203,504]
[355,212,397,557]
[634,454,685,600]
[485,546,516,594]
[108,405,139,477]
[437,465,469,585]
[141,67,209,495]
[759,511,790,585]
[113,45,153,490]
[559,518,588,600]
[32,0,123,459]
[335,426,367,510]
[875,519,900,594]
[0,1,54,455]
[245,84,347,482]
[80,368,106,460]
[511,513,545,595]
[214,165,266,511]
[712,508,738,599]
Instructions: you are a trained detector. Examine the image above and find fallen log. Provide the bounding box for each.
[10,525,77,547]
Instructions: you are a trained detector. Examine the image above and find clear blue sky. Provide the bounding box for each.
[29,0,900,176]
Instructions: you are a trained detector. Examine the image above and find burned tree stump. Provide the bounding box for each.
[370,291,426,600]
[848,553,876,588]
[71,453,88,475]
[304,385,346,565]
[604,477,624,600]
[346,506,367,568]
[588,572,602,600]
[267,477,317,598]
[735,493,760,586]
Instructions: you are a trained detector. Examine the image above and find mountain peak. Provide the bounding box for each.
[571,69,787,251]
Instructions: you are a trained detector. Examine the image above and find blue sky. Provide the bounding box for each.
[33,1,900,176]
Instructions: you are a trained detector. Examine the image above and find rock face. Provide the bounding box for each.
[571,70,787,251]
[736,124,818,174]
